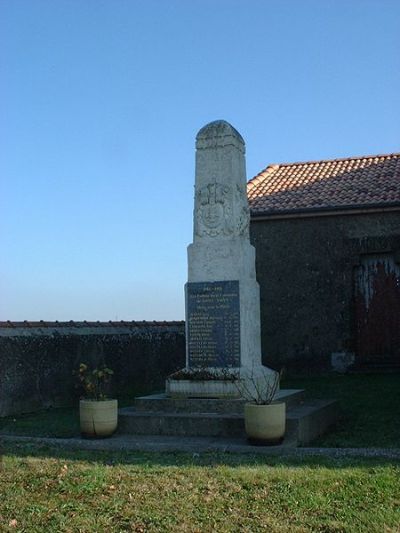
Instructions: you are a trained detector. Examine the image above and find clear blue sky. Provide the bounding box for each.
[2,0,399,321]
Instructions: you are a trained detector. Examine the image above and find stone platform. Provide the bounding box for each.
[118,390,339,446]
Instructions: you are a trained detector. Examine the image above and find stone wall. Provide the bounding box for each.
[0,321,185,417]
[250,210,400,372]
[2,209,399,416]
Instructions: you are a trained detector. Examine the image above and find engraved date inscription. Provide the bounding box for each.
[186,281,240,368]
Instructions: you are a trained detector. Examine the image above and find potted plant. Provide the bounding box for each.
[75,363,118,438]
[237,369,285,445]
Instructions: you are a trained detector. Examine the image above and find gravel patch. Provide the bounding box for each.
[1,433,400,459]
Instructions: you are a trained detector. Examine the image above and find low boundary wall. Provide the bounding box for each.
[0,321,185,417]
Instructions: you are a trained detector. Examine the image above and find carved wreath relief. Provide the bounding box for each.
[196,182,231,237]
[195,182,249,237]
[235,184,250,236]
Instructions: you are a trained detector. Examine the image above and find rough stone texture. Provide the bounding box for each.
[134,389,304,414]
[169,120,274,398]
[118,390,338,445]
[331,352,355,373]
[0,322,185,417]
[250,211,400,371]
[188,120,262,370]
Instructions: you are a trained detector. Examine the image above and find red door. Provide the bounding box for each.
[354,254,400,363]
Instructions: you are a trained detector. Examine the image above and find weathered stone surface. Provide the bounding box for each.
[168,120,275,398]
[134,389,305,414]
[0,322,185,417]
[118,391,339,445]
[250,213,400,370]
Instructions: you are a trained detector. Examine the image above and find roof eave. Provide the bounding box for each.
[250,202,400,221]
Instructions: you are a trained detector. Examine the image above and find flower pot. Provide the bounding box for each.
[244,401,286,445]
[79,399,118,438]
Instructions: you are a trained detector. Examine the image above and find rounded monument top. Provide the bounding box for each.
[196,120,245,145]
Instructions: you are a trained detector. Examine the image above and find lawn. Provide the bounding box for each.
[282,373,400,448]
[0,442,399,532]
[0,373,399,447]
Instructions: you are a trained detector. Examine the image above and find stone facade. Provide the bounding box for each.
[250,210,400,371]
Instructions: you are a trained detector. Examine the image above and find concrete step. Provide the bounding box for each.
[286,399,339,445]
[133,389,305,415]
[118,397,339,445]
[118,409,244,438]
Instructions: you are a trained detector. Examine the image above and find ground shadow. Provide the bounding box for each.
[1,438,399,470]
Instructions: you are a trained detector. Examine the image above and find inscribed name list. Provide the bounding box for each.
[186,281,240,368]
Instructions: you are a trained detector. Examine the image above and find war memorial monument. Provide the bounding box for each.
[167,119,276,398]
[118,120,338,444]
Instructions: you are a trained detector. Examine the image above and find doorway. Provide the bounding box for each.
[354,253,400,363]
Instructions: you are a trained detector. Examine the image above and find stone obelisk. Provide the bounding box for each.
[167,120,275,398]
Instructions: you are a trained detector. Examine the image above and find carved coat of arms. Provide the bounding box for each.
[195,182,231,237]
[195,181,250,238]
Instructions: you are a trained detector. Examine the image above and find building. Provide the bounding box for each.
[247,153,400,372]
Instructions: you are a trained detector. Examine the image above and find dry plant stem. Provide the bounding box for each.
[238,369,280,404]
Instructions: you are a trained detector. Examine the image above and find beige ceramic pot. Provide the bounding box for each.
[79,399,118,438]
[244,401,286,445]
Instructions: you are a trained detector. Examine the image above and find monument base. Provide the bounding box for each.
[118,389,339,445]
[166,378,240,399]
[166,365,278,400]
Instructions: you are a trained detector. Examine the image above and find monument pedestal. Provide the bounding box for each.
[118,390,339,446]
[166,364,277,400]
[166,378,240,399]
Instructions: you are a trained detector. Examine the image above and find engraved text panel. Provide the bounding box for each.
[186,281,240,368]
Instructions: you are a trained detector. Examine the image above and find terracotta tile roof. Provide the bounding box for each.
[247,153,400,216]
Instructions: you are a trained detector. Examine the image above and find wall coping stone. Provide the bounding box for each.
[0,321,185,337]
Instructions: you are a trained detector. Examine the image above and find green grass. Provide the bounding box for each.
[281,373,400,448]
[0,442,399,532]
[0,407,80,438]
[1,374,399,447]
[0,396,139,439]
